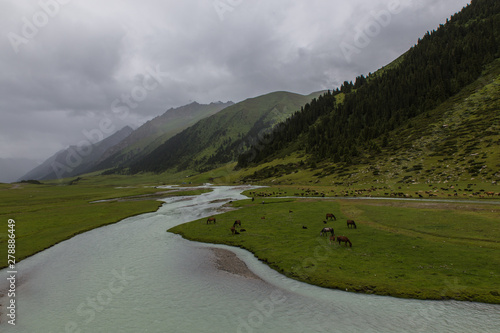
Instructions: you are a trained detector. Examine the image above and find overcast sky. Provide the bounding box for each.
[1,0,471,162]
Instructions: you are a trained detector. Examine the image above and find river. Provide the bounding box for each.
[1,185,499,332]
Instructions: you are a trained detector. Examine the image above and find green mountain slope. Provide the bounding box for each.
[19,126,134,181]
[236,0,500,185]
[93,101,233,171]
[128,91,325,174]
[239,58,500,185]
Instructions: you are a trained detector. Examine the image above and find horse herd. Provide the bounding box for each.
[319,214,355,247]
[206,212,357,248]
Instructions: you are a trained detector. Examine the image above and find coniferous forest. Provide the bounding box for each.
[237,0,500,168]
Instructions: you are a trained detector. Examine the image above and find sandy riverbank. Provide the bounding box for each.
[210,248,262,280]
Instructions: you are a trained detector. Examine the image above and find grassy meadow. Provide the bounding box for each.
[2,172,498,304]
[169,195,500,304]
[0,180,210,268]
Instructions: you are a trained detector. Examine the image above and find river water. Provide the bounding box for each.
[1,185,499,332]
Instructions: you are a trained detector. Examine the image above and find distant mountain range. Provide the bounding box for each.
[17,126,134,181]
[127,91,325,174]
[128,0,500,185]
[19,91,324,181]
[91,101,234,172]
[17,101,233,182]
[17,0,500,185]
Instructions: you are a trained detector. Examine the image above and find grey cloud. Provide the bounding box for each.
[0,0,471,161]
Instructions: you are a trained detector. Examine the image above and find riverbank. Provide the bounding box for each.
[210,248,262,280]
[0,183,211,268]
[169,197,500,304]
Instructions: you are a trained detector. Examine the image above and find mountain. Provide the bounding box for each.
[18,126,133,181]
[0,158,39,183]
[127,91,325,174]
[236,0,500,184]
[92,101,233,171]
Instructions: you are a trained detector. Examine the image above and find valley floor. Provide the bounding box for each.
[2,180,498,303]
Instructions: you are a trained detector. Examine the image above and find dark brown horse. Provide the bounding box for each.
[337,236,352,247]
[233,220,241,227]
[320,227,334,236]
[347,220,357,229]
[326,213,336,221]
[207,217,216,224]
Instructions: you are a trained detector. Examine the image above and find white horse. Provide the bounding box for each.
[320,227,334,236]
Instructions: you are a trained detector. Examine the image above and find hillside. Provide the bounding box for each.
[92,101,233,171]
[126,91,325,174]
[236,0,500,185]
[18,126,133,181]
[237,58,500,185]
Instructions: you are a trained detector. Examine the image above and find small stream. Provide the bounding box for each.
[1,185,499,332]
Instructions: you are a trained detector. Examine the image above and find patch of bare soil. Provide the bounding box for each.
[210,248,262,280]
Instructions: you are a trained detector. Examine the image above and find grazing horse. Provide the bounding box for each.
[326,213,336,221]
[233,220,241,227]
[347,220,357,229]
[207,217,216,224]
[329,235,335,244]
[337,236,352,247]
[230,226,239,235]
[320,227,334,236]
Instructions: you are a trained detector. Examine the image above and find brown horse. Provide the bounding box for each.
[329,235,336,244]
[233,220,241,227]
[230,226,240,235]
[326,213,336,221]
[347,220,357,229]
[320,227,334,236]
[337,236,352,247]
[207,217,216,224]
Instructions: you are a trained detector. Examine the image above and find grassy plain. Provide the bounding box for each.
[2,170,498,304]
[169,195,500,304]
[0,180,210,268]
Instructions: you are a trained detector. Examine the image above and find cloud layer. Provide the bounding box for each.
[0,0,471,160]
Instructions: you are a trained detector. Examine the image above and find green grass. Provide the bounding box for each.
[169,197,500,304]
[0,181,210,268]
[2,170,498,304]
